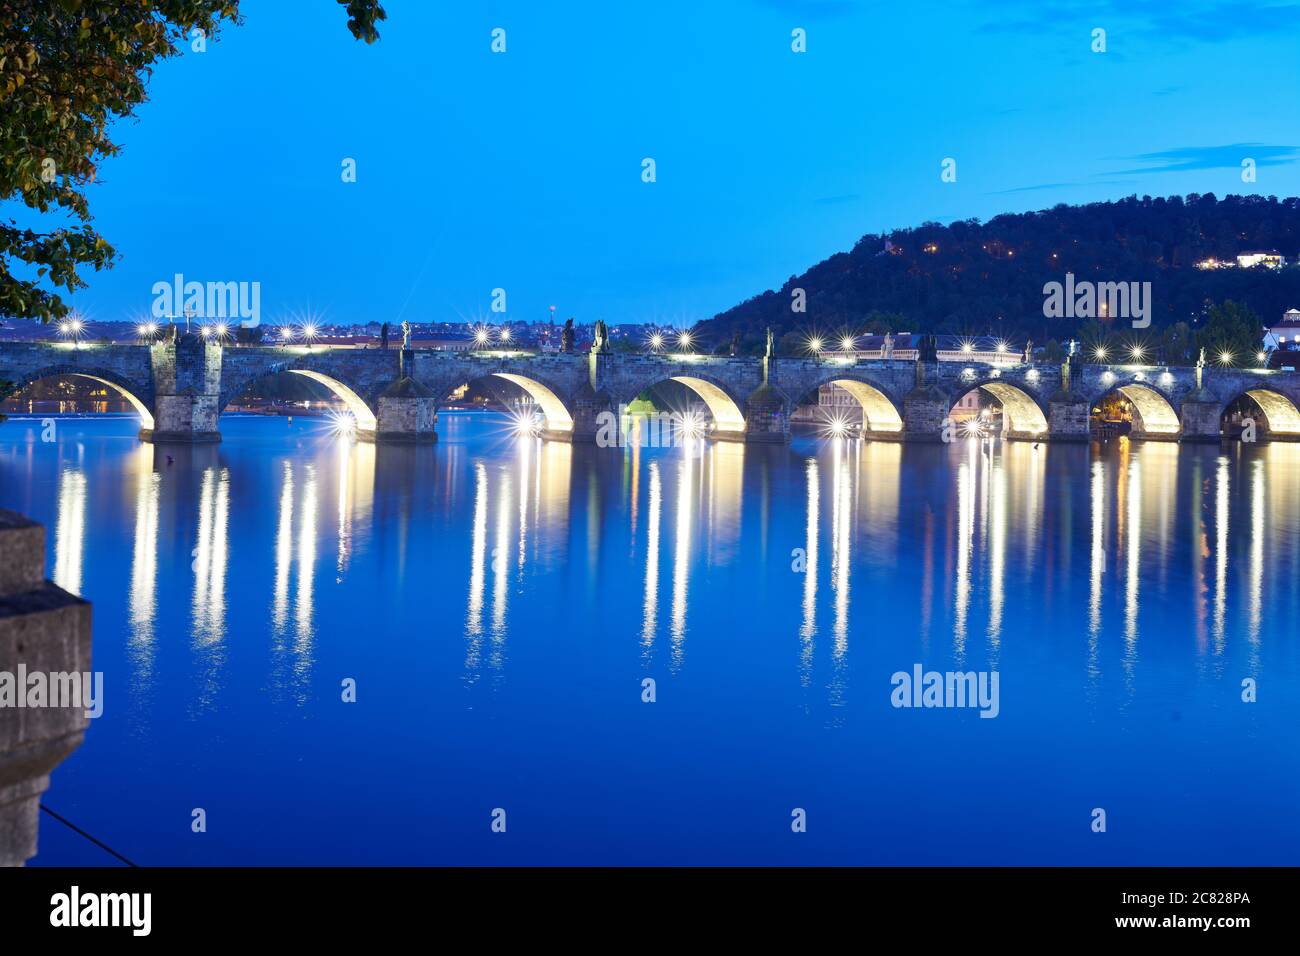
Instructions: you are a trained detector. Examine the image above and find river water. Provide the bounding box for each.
[1,412,1297,864]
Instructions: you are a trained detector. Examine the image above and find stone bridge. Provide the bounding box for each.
[3,336,1300,444]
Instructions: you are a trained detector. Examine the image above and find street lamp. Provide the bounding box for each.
[58,317,84,344]
[677,331,693,352]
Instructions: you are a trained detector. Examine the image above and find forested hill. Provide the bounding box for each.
[703,194,1300,351]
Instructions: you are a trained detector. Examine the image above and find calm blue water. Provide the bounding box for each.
[1,412,1298,865]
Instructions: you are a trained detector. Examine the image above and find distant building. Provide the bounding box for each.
[801,333,1026,418]
[1264,309,1300,351]
[831,333,1024,364]
[1236,250,1286,269]
[413,334,473,351]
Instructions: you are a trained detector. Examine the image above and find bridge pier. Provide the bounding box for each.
[143,335,223,443]
[743,386,789,443]
[902,386,949,441]
[564,388,612,443]
[375,379,435,443]
[1047,394,1091,442]
[1180,393,1224,442]
[142,393,221,443]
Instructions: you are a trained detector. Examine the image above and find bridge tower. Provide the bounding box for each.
[144,333,222,442]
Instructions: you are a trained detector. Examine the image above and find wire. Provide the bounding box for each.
[39,804,138,867]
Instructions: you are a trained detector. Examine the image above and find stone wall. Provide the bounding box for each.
[0,511,91,867]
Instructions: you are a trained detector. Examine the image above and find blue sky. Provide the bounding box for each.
[62,0,1300,328]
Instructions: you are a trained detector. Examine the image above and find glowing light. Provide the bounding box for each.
[137,322,157,338]
[961,341,974,354]
[1218,350,1234,366]
[677,331,693,351]
[1257,351,1268,364]
[1129,345,1145,362]
[962,417,986,438]
[817,409,856,439]
[509,408,544,437]
[1094,346,1108,361]
[499,327,512,343]
[677,410,707,440]
[58,318,85,339]
[808,336,824,354]
[328,410,357,439]
[995,340,1008,353]
[212,322,229,340]
[839,336,856,352]
[647,332,665,352]
[473,327,490,346]
[301,323,319,343]
[199,325,213,339]
[280,326,295,343]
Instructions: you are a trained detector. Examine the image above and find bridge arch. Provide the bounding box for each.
[430,369,577,435]
[615,371,747,438]
[949,379,1048,438]
[7,366,156,430]
[1089,382,1181,438]
[1222,387,1300,439]
[220,365,379,432]
[789,373,904,435]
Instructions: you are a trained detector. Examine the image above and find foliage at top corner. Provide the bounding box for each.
[0,0,386,323]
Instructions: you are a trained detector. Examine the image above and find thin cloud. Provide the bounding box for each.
[1110,144,1299,175]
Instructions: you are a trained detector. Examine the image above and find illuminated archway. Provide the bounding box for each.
[951,381,1048,438]
[666,376,746,437]
[821,378,904,434]
[9,370,155,431]
[1226,389,1300,438]
[1092,383,1181,438]
[492,373,575,434]
[285,370,377,432]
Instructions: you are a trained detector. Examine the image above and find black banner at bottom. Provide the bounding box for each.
[0,866,1279,940]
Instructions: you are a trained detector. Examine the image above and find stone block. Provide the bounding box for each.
[0,511,92,867]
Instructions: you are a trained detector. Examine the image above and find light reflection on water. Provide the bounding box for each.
[3,412,1300,865]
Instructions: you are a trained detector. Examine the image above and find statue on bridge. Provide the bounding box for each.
[765,327,774,359]
[730,330,740,357]
[592,319,609,354]
[882,331,894,359]
[401,320,412,350]
[917,334,938,363]
[561,318,575,353]
[1023,339,1033,363]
